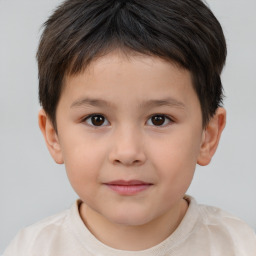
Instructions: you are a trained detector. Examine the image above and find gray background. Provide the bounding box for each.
[1,0,256,252]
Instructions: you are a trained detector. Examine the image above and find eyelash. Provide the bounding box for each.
[82,113,174,128]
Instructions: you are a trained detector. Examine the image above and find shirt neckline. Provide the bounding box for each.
[66,195,199,256]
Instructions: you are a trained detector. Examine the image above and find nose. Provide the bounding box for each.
[108,126,146,166]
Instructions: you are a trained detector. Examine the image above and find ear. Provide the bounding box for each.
[197,107,226,166]
[38,109,64,164]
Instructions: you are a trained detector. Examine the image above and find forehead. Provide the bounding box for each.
[84,51,185,78]
[61,51,199,111]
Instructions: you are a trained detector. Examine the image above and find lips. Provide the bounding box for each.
[107,180,151,185]
[104,180,153,195]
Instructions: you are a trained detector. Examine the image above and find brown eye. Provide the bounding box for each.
[147,115,171,126]
[152,115,165,126]
[85,114,109,127]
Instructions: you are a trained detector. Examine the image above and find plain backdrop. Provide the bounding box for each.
[1,0,256,252]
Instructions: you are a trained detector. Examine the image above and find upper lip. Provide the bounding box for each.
[105,180,152,185]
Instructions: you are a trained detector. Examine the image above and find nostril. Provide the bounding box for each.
[108,143,147,166]
[113,159,143,166]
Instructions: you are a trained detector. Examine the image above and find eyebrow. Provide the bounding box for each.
[70,98,115,108]
[139,98,185,109]
[70,97,186,109]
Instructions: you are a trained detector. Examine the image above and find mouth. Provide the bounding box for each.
[103,180,153,196]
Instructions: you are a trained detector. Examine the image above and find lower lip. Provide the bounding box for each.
[106,184,152,196]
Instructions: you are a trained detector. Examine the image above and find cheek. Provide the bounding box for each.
[60,134,106,186]
[149,129,202,185]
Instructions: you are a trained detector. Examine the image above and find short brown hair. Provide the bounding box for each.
[37,0,227,129]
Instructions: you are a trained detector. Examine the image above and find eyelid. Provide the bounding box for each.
[82,113,110,127]
[81,113,174,128]
[146,114,174,127]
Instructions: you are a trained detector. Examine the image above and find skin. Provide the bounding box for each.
[39,51,226,251]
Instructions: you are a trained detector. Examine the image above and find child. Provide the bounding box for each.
[4,0,256,255]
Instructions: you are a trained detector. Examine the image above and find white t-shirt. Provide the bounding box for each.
[4,196,256,256]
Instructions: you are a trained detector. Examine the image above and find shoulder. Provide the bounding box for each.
[3,205,73,256]
[198,202,255,233]
[194,200,256,253]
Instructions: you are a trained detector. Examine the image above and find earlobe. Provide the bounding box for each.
[197,108,226,166]
[38,109,64,164]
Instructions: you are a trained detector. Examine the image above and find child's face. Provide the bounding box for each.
[50,51,206,226]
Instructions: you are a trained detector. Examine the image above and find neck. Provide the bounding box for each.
[79,199,188,251]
